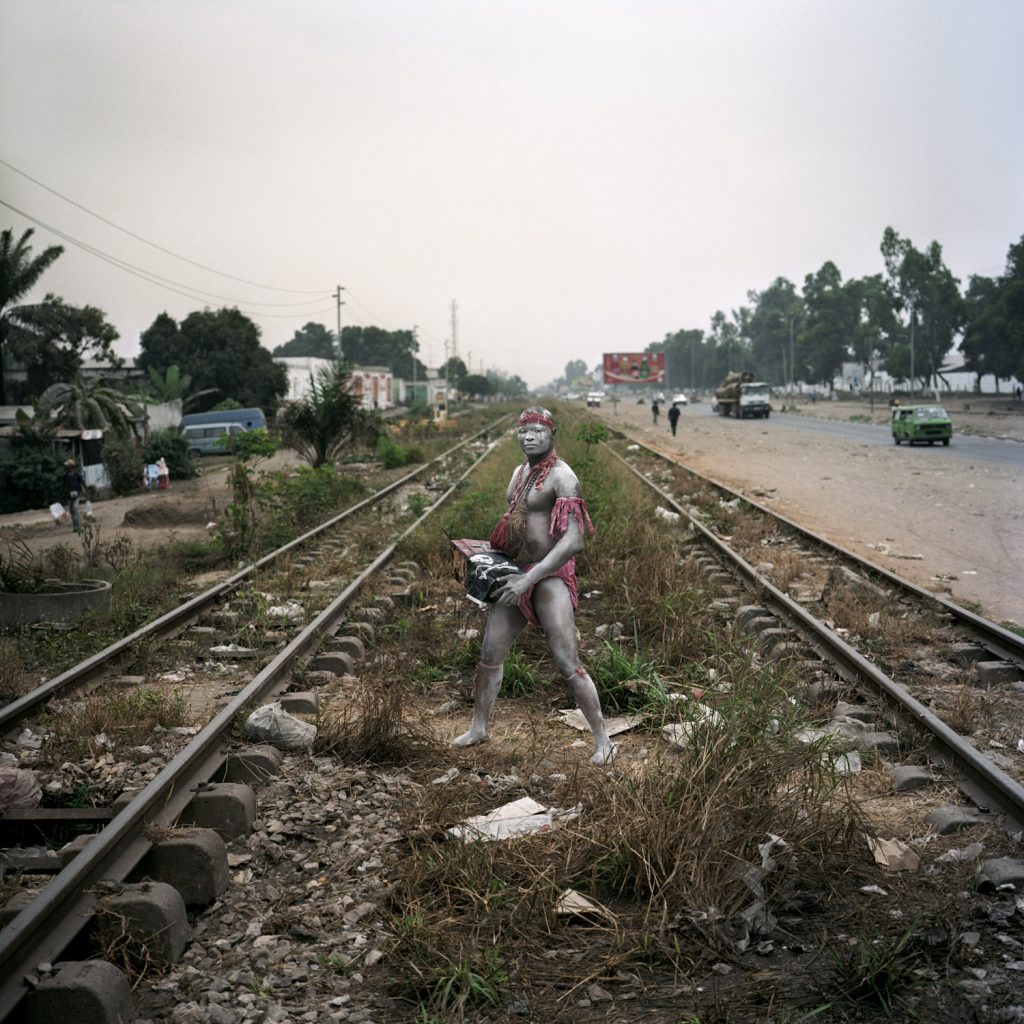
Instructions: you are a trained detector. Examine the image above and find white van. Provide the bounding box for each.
[180,422,247,457]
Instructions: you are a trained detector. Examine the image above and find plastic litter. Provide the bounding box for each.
[446,796,579,842]
[0,766,42,810]
[243,702,316,751]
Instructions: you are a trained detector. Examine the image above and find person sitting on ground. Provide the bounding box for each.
[452,406,617,766]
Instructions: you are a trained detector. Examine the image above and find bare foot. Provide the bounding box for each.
[452,727,489,748]
[589,743,618,767]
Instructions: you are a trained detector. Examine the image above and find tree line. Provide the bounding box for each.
[649,228,1023,394]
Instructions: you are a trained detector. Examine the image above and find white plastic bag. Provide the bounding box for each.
[0,766,42,810]
[83,499,94,519]
[49,502,67,524]
[243,701,316,751]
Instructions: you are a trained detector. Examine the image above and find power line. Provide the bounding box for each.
[1,199,333,316]
[0,155,328,294]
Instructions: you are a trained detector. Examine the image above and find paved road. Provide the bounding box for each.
[684,406,1024,469]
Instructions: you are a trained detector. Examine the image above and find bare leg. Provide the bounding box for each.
[452,605,524,748]
[452,661,502,747]
[533,579,617,766]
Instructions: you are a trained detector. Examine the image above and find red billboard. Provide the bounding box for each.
[603,352,666,385]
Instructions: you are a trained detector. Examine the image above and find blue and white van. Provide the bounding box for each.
[179,408,267,457]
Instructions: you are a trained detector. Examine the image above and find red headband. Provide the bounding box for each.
[517,412,555,429]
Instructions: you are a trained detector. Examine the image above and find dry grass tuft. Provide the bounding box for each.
[314,665,442,766]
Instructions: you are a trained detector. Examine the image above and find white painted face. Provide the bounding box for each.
[516,422,553,456]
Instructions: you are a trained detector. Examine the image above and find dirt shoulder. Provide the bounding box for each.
[597,398,1024,630]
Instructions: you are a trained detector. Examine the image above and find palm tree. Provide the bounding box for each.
[278,361,378,467]
[146,364,218,410]
[37,373,143,440]
[0,227,64,403]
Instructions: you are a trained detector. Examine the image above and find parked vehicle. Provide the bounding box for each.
[586,391,604,407]
[180,422,249,457]
[179,407,267,457]
[712,372,772,418]
[891,405,952,446]
[671,393,688,406]
[179,407,266,432]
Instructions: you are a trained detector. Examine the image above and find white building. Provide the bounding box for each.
[274,358,394,410]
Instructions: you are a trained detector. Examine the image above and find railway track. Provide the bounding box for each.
[611,435,1024,833]
[4,408,1023,1022]
[0,418,509,1021]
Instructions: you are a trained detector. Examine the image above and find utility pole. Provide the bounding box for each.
[335,286,345,360]
[909,302,915,398]
[450,299,459,362]
[412,325,418,403]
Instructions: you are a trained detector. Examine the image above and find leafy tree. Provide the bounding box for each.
[272,322,338,359]
[0,227,64,403]
[799,262,862,385]
[847,273,899,386]
[961,275,1005,389]
[747,278,801,385]
[881,227,964,390]
[441,356,468,390]
[461,373,492,397]
[485,369,529,397]
[37,373,143,440]
[0,416,65,513]
[563,358,588,387]
[7,295,121,400]
[138,307,288,415]
[707,308,750,381]
[339,325,425,380]
[277,361,379,468]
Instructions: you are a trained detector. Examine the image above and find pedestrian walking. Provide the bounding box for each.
[61,459,88,533]
[651,400,660,425]
[156,457,170,490]
[667,402,681,436]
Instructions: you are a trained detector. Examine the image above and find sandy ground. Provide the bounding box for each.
[596,396,1024,630]
[0,448,304,556]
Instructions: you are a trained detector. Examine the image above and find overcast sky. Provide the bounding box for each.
[2,1,1022,389]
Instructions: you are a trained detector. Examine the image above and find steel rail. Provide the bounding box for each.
[0,429,505,1020]
[0,417,509,737]
[612,448,1024,835]
[620,434,1024,665]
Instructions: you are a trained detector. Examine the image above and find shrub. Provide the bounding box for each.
[0,437,64,513]
[141,428,196,481]
[377,433,408,469]
[101,435,143,495]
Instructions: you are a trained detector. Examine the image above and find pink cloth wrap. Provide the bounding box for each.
[516,497,595,626]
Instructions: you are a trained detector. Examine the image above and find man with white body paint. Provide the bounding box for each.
[453,407,617,766]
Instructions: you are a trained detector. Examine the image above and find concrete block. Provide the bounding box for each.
[313,651,355,676]
[976,857,1024,892]
[352,606,385,623]
[756,627,789,651]
[834,701,875,724]
[766,642,800,662]
[395,560,421,574]
[217,744,284,785]
[736,605,771,627]
[891,765,936,792]
[99,881,189,964]
[188,626,221,648]
[924,805,986,836]
[391,588,416,607]
[330,635,365,661]
[741,616,779,635]
[859,731,901,754]
[179,782,257,840]
[1,888,36,928]
[950,643,987,666]
[344,621,376,641]
[134,828,228,906]
[372,594,396,610]
[24,960,133,1024]
[280,691,319,714]
[975,661,1022,685]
